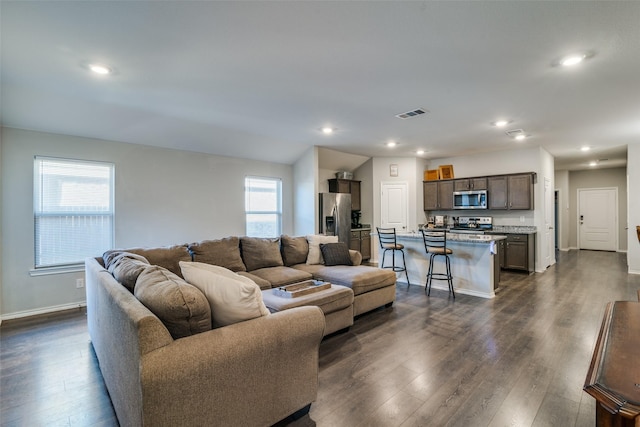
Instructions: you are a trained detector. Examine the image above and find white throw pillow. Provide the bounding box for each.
[306,235,339,265]
[179,261,270,328]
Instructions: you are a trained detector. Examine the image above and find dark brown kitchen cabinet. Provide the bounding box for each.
[423,180,453,210]
[349,229,371,261]
[503,233,535,273]
[487,173,534,210]
[328,179,361,211]
[454,177,487,191]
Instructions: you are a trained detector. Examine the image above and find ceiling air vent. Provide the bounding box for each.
[505,129,525,138]
[396,108,428,119]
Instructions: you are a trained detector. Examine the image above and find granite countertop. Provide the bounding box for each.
[396,231,506,244]
[487,226,537,235]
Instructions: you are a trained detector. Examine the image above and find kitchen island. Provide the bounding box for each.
[384,232,507,299]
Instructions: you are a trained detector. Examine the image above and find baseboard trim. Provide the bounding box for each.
[397,280,495,299]
[629,268,640,275]
[1,302,87,322]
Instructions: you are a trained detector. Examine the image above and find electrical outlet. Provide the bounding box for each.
[520,216,525,223]
[76,278,85,288]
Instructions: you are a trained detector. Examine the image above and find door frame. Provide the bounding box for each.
[577,187,618,251]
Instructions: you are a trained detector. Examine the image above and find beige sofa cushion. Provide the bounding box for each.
[293,264,396,296]
[126,245,192,278]
[281,235,309,266]
[237,271,272,290]
[102,251,150,291]
[249,266,313,288]
[180,261,270,328]
[188,237,246,272]
[306,235,339,265]
[240,237,284,271]
[134,265,212,339]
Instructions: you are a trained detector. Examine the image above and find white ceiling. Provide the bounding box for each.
[2,1,638,170]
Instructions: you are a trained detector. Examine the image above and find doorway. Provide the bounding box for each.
[380,182,408,231]
[577,187,618,251]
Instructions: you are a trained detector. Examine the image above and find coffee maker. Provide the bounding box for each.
[351,210,362,228]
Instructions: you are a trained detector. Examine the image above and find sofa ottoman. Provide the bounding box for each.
[262,284,354,336]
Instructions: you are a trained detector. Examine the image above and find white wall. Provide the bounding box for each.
[1,127,294,318]
[555,170,570,250]
[0,132,3,321]
[354,158,373,226]
[627,144,640,273]
[293,146,317,236]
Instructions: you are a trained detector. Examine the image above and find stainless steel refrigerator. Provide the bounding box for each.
[319,193,351,244]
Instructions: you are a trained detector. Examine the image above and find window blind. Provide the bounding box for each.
[34,157,114,268]
[245,176,282,238]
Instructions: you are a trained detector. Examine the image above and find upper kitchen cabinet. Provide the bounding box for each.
[423,180,454,210]
[488,173,535,210]
[328,179,361,211]
[454,177,487,191]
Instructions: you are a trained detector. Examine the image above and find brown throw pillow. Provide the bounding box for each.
[135,265,212,339]
[188,237,247,272]
[240,237,284,271]
[126,245,192,278]
[280,235,309,266]
[320,242,352,266]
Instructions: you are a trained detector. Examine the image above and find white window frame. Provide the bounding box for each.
[33,156,115,272]
[245,176,282,238]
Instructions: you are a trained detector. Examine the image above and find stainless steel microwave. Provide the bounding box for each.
[453,190,487,210]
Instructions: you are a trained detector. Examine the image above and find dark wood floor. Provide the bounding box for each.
[2,250,639,427]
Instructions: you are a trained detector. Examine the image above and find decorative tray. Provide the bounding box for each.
[273,280,331,298]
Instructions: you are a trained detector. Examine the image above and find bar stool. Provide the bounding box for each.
[420,229,455,298]
[376,227,411,287]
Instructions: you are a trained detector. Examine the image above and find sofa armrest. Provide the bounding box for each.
[349,249,362,266]
[139,306,325,427]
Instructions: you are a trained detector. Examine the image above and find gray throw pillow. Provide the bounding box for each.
[240,237,284,271]
[320,242,352,266]
[135,265,212,339]
[188,237,247,272]
[126,245,192,278]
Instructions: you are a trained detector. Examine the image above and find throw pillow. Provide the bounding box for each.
[320,242,353,266]
[188,237,247,272]
[280,235,309,266]
[134,265,212,339]
[240,237,284,271]
[306,235,339,265]
[179,261,270,328]
[126,245,192,278]
[102,251,150,291]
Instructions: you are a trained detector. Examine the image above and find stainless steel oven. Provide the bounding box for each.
[453,190,488,210]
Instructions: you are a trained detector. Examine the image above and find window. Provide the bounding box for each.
[34,157,114,268]
[245,176,282,238]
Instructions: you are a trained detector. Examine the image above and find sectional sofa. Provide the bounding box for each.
[85,235,397,426]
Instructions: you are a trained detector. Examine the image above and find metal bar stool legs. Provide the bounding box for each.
[377,227,411,288]
[421,229,455,298]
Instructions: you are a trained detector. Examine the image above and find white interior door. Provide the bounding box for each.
[544,177,554,268]
[578,188,617,251]
[381,182,408,232]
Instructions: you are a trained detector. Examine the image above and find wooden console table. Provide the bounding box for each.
[584,301,640,427]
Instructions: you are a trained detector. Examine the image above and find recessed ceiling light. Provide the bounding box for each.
[386,141,397,148]
[321,127,334,135]
[581,146,591,152]
[560,54,585,67]
[515,134,526,141]
[416,149,425,155]
[491,120,511,127]
[89,63,112,75]
[589,161,598,167]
